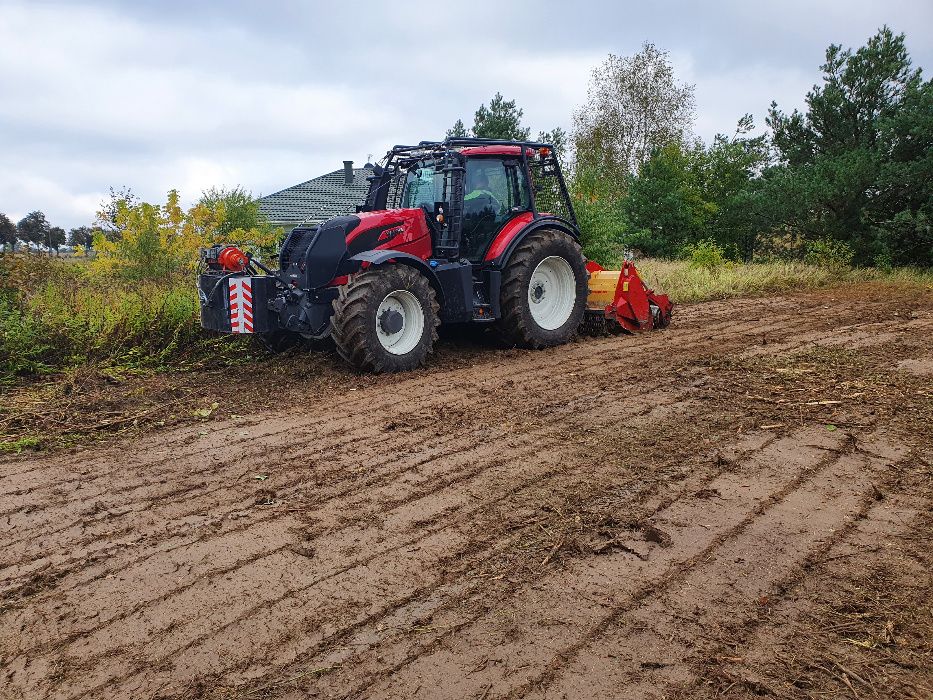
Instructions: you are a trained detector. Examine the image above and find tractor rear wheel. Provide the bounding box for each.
[496,229,588,348]
[331,265,439,372]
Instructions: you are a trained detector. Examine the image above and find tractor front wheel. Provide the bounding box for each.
[496,229,588,348]
[331,265,439,372]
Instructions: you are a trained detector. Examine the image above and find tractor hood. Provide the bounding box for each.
[345,209,432,258]
[277,208,433,291]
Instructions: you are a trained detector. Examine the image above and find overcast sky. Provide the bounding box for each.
[1,0,931,229]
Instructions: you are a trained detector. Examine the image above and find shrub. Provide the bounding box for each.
[682,238,727,271]
[0,253,230,383]
[803,238,854,270]
[91,189,281,281]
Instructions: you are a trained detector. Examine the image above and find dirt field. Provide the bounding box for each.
[2,283,931,700]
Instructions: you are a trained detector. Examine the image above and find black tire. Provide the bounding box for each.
[495,229,588,348]
[331,265,440,372]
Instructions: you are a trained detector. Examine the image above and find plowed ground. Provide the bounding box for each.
[2,283,932,700]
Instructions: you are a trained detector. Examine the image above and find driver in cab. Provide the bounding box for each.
[464,169,500,214]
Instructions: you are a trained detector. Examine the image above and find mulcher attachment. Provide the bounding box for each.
[582,261,673,335]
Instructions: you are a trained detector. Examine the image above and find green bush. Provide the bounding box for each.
[0,254,230,383]
[0,296,54,377]
[682,238,727,271]
[803,238,854,270]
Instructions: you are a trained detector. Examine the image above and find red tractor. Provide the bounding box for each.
[198,138,672,372]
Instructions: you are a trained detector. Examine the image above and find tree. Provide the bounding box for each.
[623,141,711,258]
[91,189,281,280]
[17,211,50,251]
[0,213,16,252]
[472,92,531,140]
[198,186,269,238]
[766,26,932,266]
[621,115,769,260]
[537,127,568,161]
[97,186,139,241]
[573,43,695,181]
[48,226,66,255]
[68,226,96,251]
[446,118,468,138]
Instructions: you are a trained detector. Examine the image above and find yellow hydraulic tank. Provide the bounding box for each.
[586,270,623,310]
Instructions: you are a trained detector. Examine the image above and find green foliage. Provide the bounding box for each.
[0,436,42,453]
[17,210,50,248]
[0,294,54,377]
[68,226,96,251]
[569,164,627,265]
[92,189,280,281]
[448,93,564,149]
[198,186,265,237]
[766,27,933,266]
[804,238,855,269]
[446,118,468,138]
[48,226,66,253]
[0,254,230,383]
[0,213,16,251]
[472,92,531,140]
[622,141,712,258]
[683,239,727,271]
[611,116,769,261]
[537,127,568,161]
[573,42,695,197]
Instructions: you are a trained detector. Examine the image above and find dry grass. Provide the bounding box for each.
[635,259,933,303]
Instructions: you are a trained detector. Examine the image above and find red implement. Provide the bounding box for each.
[585,260,673,333]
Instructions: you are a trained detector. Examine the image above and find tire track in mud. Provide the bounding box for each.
[173,432,781,700]
[5,394,692,700]
[1,384,693,686]
[0,292,842,503]
[3,288,928,700]
[0,365,688,606]
[0,298,861,569]
[299,428,851,700]
[526,436,911,700]
[0,298,824,593]
[62,399,720,700]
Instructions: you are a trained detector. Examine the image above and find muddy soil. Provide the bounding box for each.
[1,283,931,700]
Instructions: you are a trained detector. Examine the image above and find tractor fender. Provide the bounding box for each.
[484,215,581,269]
[345,250,445,306]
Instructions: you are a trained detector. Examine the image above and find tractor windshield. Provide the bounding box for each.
[401,161,444,209]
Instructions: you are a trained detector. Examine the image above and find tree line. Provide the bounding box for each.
[0,210,97,254]
[447,27,931,267]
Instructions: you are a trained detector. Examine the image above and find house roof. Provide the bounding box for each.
[259,165,374,226]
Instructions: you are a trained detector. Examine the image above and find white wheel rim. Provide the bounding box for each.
[375,289,424,355]
[528,256,576,331]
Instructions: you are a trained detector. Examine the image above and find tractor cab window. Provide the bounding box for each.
[401,162,444,210]
[462,158,527,261]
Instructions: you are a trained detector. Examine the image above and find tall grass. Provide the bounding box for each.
[0,255,225,383]
[635,258,933,303]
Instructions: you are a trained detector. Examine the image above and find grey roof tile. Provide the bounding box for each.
[259,165,374,226]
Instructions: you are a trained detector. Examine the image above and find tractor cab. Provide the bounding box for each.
[360,140,577,266]
[197,137,672,372]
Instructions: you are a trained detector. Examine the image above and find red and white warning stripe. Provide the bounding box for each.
[228,278,254,333]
